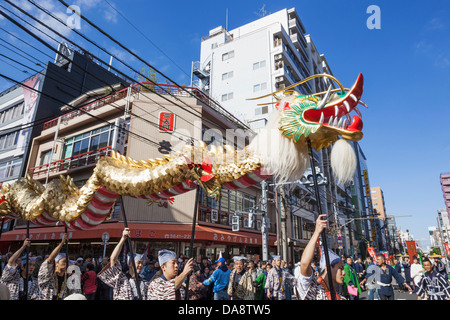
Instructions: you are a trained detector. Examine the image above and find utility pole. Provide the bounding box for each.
[260,180,269,261]
[234,180,270,261]
[279,185,288,261]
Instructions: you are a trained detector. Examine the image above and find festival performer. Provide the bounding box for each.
[433,256,447,277]
[38,233,71,300]
[227,256,255,300]
[295,214,346,300]
[416,258,450,300]
[410,256,424,291]
[201,257,231,300]
[147,249,194,300]
[97,228,148,300]
[0,238,41,300]
[375,253,412,300]
[265,255,296,300]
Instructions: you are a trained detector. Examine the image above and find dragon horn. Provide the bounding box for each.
[316,85,332,109]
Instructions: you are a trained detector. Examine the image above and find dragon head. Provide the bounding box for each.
[277,73,364,151]
[248,73,366,184]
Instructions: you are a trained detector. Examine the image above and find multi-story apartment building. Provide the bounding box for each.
[193,7,335,130]
[1,83,278,261]
[0,44,125,242]
[440,173,450,217]
[371,186,387,220]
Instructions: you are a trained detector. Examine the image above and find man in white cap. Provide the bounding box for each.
[38,233,71,300]
[295,214,346,300]
[98,228,148,300]
[265,255,296,300]
[227,256,254,300]
[0,238,41,300]
[147,249,194,300]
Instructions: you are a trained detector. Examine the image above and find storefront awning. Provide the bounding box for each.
[0,222,276,246]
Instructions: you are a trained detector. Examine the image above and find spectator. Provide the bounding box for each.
[343,256,362,300]
[265,255,296,300]
[364,256,380,300]
[187,266,203,300]
[247,260,258,283]
[142,260,157,281]
[81,263,97,300]
[201,257,231,300]
[254,262,270,300]
[199,266,212,299]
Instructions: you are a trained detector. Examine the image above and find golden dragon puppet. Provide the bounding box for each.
[0,73,365,230]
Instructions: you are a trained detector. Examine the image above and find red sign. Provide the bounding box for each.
[367,247,377,261]
[444,243,450,258]
[405,240,417,263]
[159,112,175,132]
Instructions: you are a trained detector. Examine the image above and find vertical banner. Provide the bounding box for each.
[21,75,42,144]
[367,246,377,261]
[405,240,417,264]
[444,243,450,258]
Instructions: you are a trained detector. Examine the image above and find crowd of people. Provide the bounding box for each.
[0,215,449,300]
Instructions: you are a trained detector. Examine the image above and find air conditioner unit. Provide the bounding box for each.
[274,53,282,60]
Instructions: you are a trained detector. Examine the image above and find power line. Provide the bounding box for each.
[0,72,161,148]
[0,4,202,145]
[54,0,251,132]
[103,0,190,79]
[10,0,239,140]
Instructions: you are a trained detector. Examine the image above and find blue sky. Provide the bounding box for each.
[0,0,449,248]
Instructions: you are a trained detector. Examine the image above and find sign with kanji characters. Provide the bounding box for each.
[158,112,175,132]
[112,117,127,154]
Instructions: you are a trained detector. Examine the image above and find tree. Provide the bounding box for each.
[136,66,158,92]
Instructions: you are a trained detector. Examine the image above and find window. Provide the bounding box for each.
[0,158,22,180]
[63,124,115,159]
[0,132,18,151]
[253,60,266,70]
[221,92,233,102]
[40,150,53,165]
[0,101,24,125]
[254,106,269,116]
[222,50,234,61]
[211,43,218,49]
[222,71,234,80]
[253,82,267,93]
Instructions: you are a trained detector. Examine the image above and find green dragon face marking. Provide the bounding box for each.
[277,73,365,150]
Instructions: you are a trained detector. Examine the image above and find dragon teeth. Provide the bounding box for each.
[319,112,324,123]
[335,105,339,117]
[337,118,343,128]
[328,116,334,125]
[333,117,338,127]
[354,106,362,117]
[350,94,358,102]
[344,101,350,112]
[343,119,348,129]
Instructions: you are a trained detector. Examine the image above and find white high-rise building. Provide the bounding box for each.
[192,7,336,130]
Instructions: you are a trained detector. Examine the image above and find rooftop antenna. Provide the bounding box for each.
[255,4,267,18]
[226,8,228,30]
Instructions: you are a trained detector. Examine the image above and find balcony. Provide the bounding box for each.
[43,88,130,131]
[288,19,307,47]
[28,146,112,180]
[289,33,309,63]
